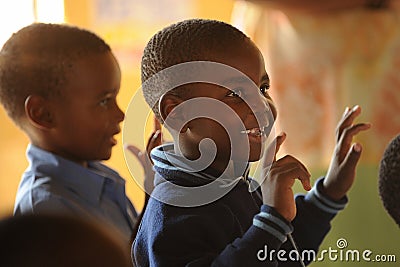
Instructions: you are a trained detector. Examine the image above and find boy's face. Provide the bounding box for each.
[174,41,277,166]
[49,52,124,164]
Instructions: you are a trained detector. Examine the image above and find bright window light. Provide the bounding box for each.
[0,0,65,48]
[0,0,35,48]
[35,0,65,23]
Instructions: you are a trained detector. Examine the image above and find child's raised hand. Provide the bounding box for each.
[322,105,371,200]
[261,133,312,222]
[125,117,162,194]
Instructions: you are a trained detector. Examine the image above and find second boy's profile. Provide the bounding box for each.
[0,23,138,243]
[133,19,371,266]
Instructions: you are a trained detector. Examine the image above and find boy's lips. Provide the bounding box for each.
[240,126,269,144]
[110,129,121,146]
[110,136,118,146]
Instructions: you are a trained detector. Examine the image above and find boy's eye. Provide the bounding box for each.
[260,84,270,96]
[100,98,111,106]
[226,88,244,98]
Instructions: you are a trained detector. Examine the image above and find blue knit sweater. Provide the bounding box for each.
[133,144,347,266]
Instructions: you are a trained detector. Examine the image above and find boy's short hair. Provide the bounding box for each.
[0,23,111,127]
[141,19,250,122]
[0,214,131,267]
[379,134,400,227]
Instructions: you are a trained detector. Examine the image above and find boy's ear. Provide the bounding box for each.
[24,95,55,130]
[159,94,187,132]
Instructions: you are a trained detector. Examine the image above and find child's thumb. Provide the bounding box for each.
[273,132,286,161]
[262,132,287,170]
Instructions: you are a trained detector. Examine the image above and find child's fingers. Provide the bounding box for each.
[262,132,286,169]
[342,143,363,172]
[271,163,311,191]
[274,155,311,178]
[340,123,371,143]
[341,106,350,118]
[337,123,371,162]
[285,163,311,190]
[336,105,362,140]
[273,132,286,162]
[125,144,147,167]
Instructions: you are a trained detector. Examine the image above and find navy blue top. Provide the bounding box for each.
[14,144,137,243]
[133,144,347,266]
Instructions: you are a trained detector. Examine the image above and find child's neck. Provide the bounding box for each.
[32,141,89,168]
[203,160,249,179]
[173,142,247,178]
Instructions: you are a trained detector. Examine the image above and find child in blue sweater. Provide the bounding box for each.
[133,19,370,266]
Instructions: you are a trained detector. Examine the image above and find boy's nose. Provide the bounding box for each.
[115,104,125,123]
[266,98,277,120]
[247,96,277,124]
[250,93,277,120]
[248,95,269,113]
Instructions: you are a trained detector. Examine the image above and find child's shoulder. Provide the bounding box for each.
[144,181,259,224]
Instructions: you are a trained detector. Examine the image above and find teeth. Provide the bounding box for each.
[241,126,267,136]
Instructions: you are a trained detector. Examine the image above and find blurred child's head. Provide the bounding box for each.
[379,134,400,227]
[0,214,132,267]
[141,19,276,172]
[0,23,124,165]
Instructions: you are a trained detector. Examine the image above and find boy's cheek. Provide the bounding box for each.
[269,102,278,120]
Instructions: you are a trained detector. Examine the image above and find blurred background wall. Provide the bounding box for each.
[0,1,399,266]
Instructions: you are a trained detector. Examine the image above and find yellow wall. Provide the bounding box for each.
[0,0,234,218]
[1,2,399,265]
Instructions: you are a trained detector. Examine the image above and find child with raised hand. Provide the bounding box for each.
[132,19,370,266]
[0,23,142,244]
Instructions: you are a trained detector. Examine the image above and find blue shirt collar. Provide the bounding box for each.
[26,144,125,206]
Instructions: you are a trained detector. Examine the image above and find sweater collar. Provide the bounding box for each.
[150,143,250,187]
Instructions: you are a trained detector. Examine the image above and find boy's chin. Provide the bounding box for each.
[98,151,112,161]
[232,151,262,163]
[248,154,262,162]
[101,156,111,161]
[249,147,264,162]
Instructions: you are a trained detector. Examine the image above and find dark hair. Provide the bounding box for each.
[0,214,131,267]
[379,134,400,227]
[141,19,250,122]
[0,23,111,127]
